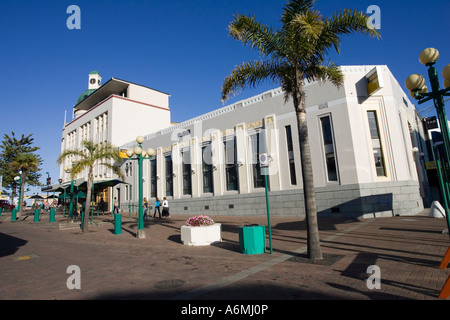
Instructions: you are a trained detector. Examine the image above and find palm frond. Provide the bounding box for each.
[281,0,316,24]
[58,139,123,180]
[289,10,324,41]
[283,10,324,63]
[221,60,282,102]
[100,162,125,180]
[228,14,283,58]
[56,149,85,164]
[320,9,381,54]
[304,63,344,87]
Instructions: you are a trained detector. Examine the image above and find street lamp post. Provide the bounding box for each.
[126,136,156,239]
[46,172,50,198]
[13,172,22,221]
[406,47,450,234]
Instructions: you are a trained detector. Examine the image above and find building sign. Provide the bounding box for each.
[177,129,191,139]
[366,66,384,96]
[425,116,438,130]
[119,149,129,159]
[259,153,269,167]
[425,161,437,170]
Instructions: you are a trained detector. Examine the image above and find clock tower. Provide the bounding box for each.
[88,70,102,90]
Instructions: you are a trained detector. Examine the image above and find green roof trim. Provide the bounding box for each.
[89,70,100,75]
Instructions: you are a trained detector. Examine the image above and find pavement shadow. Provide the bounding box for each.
[88,281,407,300]
[168,234,182,244]
[339,251,441,298]
[212,238,241,253]
[0,232,28,258]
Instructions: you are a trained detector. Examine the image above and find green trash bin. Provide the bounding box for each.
[114,213,122,235]
[49,208,55,222]
[239,224,266,254]
[34,209,40,222]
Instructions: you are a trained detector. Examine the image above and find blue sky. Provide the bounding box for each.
[0,0,449,195]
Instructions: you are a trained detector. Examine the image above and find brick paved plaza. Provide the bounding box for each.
[1,208,449,314]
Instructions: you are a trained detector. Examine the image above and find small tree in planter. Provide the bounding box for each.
[181,215,221,246]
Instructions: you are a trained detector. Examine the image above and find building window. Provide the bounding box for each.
[126,184,132,201]
[202,144,214,193]
[165,155,173,197]
[249,132,266,188]
[125,161,133,177]
[224,138,238,191]
[367,111,387,177]
[319,116,338,182]
[285,125,297,185]
[182,150,192,195]
[150,159,157,198]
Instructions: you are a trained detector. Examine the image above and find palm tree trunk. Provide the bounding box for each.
[294,73,323,261]
[83,173,93,232]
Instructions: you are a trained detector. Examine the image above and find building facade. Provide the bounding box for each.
[117,65,429,218]
[57,71,171,210]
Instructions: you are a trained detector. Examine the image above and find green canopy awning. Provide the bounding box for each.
[58,190,86,199]
[51,179,128,199]
[75,191,86,198]
[78,179,128,190]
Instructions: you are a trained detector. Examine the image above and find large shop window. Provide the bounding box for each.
[367,111,387,177]
[249,132,266,188]
[320,116,338,182]
[150,159,157,198]
[165,155,173,197]
[202,145,214,193]
[285,125,297,185]
[182,150,192,195]
[224,138,238,191]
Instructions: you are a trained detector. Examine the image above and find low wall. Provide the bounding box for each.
[160,181,424,218]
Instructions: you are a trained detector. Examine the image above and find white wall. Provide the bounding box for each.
[127,84,170,109]
[110,96,171,147]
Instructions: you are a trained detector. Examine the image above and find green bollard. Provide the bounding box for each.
[34,209,40,222]
[114,213,122,235]
[49,208,55,222]
[11,208,17,221]
[0,207,2,216]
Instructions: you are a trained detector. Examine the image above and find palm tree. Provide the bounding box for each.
[11,153,41,215]
[221,0,380,260]
[57,140,124,232]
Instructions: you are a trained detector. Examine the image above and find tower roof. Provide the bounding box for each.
[76,88,97,104]
[89,70,100,75]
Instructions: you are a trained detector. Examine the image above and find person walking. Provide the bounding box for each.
[153,197,161,218]
[113,197,119,214]
[162,197,170,219]
[143,197,149,221]
[99,198,106,214]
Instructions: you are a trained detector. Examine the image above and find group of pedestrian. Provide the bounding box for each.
[143,196,170,221]
[112,196,171,221]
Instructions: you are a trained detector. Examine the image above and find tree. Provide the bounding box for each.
[57,140,124,232]
[221,0,380,260]
[0,132,42,214]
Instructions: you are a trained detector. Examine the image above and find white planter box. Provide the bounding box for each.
[180,223,222,246]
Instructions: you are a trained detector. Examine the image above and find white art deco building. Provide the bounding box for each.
[56,66,431,218]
